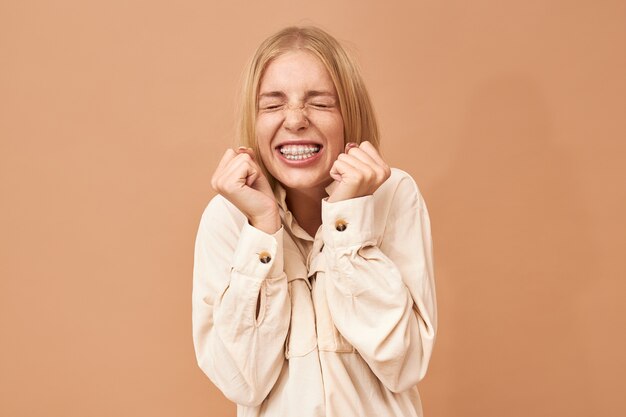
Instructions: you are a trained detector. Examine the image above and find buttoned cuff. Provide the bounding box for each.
[233,222,284,278]
[322,195,377,249]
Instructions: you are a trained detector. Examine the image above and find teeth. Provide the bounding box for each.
[279,144,320,159]
[284,153,315,160]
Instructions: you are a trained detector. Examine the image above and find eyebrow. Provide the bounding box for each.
[258,90,336,99]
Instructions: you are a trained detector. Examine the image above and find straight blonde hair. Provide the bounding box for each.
[237,26,380,187]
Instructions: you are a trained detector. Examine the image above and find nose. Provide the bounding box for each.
[282,104,309,131]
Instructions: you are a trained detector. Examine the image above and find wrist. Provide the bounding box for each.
[250,211,281,234]
[328,190,364,203]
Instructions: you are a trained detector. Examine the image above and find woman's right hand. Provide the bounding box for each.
[211,147,281,234]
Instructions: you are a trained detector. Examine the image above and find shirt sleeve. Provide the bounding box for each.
[320,173,437,393]
[192,196,290,407]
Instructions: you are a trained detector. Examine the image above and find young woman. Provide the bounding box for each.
[192,26,437,417]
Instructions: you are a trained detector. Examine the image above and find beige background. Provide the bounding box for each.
[1,1,625,416]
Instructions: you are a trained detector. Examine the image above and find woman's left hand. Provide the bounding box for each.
[328,141,391,203]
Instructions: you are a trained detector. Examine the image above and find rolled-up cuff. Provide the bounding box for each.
[322,195,377,249]
[232,222,284,278]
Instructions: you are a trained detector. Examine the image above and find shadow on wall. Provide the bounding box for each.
[429,75,595,417]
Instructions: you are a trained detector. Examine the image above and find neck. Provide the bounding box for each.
[285,186,328,238]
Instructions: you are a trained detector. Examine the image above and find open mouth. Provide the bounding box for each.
[278,144,321,161]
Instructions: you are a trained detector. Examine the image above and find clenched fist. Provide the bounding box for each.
[211,147,281,234]
[328,141,391,203]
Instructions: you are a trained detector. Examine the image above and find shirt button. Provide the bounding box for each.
[259,251,272,264]
[335,219,347,232]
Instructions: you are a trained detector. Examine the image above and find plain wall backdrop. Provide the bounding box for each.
[1,1,625,416]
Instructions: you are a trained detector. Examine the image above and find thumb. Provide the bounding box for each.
[250,168,274,196]
[245,168,259,187]
[329,161,343,182]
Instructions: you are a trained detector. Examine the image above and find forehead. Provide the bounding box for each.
[259,50,336,93]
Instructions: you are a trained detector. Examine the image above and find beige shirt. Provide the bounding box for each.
[192,168,437,417]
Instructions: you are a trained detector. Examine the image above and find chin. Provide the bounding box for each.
[274,172,330,191]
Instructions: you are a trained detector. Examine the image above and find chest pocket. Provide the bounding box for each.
[309,256,355,353]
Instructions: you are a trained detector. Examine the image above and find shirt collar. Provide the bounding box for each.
[273,181,337,241]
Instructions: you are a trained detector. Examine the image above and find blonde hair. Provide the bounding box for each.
[237,26,379,186]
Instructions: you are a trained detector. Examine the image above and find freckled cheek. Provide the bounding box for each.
[255,115,283,144]
[314,114,344,149]
[255,116,279,150]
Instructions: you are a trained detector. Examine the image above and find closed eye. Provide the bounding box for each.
[261,104,283,111]
[310,102,333,109]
